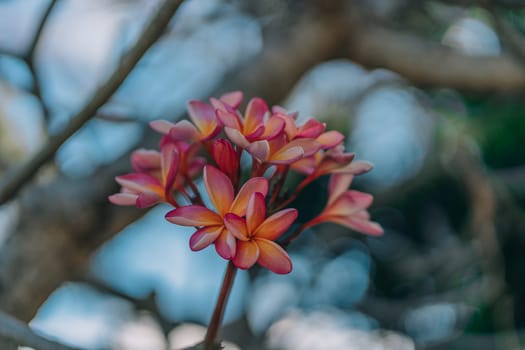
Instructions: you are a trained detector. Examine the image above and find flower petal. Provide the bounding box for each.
[259,116,285,140]
[150,120,176,135]
[131,149,160,172]
[331,160,374,175]
[316,130,344,149]
[115,174,162,193]
[326,214,384,236]
[212,139,239,183]
[220,91,243,109]
[246,140,270,162]
[297,118,325,138]
[269,146,303,164]
[246,192,267,233]
[189,225,223,251]
[233,240,260,270]
[230,177,269,216]
[225,127,250,148]
[187,100,218,138]
[325,191,374,217]
[136,192,162,208]
[108,193,138,206]
[255,238,292,274]
[167,120,199,141]
[254,208,298,240]
[224,213,249,240]
[244,98,268,134]
[215,229,236,259]
[160,143,179,190]
[328,174,353,205]
[165,205,222,226]
[204,165,234,216]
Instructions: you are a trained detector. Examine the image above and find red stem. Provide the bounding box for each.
[203,261,237,350]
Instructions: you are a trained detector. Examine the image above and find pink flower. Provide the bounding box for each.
[305,174,383,235]
[165,165,268,259]
[224,193,297,274]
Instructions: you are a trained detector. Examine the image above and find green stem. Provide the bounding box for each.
[203,261,237,350]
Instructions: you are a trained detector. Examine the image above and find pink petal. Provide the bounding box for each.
[259,116,285,140]
[325,191,374,217]
[165,205,222,226]
[254,208,298,240]
[230,177,269,216]
[233,240,260,270]
[269,146,303,164]
[212,139,239,183]
[150,120,176,135]
[220,91,243,109]
[332,160,374,175]
[189,226,223,251]
[187,100,218,137]
[136,192,162,208]
[328,174,353,205]
[327,215,384,236]
[255,238,292,274]
[168,120,199,141]
[217,109,242,130]
[160,143,179,190]
[108,193,138,206]
[286,139,321,157]
[224,127,250,148]
[297,119,325,138]
[246,193,267,233]
[316,130,344,149]
[204,165,234,216]
[246,140,270,162]
[215,229,236,259]
[131,149,160,172]
[224,213,249,240]
[115,174,161,193]
[244,124,265,141]
[244,98,268,134]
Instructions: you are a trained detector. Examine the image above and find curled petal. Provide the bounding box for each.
[246,193,267,233]
[212,139,239,183]
[108,193,138,206]
[325,191,374,217]
[331,160,374,175]
[254,208,298,240]
[297,119,325,138]
[150,120,176,135]
[215,229,236,259]
[190,226,223,251]
[165,205,222,226]
[204,165,235,215]
[224,213,249,240]
[255,238,292,274]
[233,240,260,269]
[230,177,269,216]
[259,116,285,140]
[160,143,179,190]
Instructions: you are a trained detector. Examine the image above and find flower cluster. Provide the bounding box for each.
[109,92,382,274]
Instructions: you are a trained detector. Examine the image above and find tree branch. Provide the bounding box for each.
[348,24,525,91]
[0,310,79,350]
[0,0,185,206]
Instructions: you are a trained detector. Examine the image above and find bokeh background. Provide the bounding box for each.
[1,0,525,349]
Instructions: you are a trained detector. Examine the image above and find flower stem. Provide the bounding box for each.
[203,261,237,350]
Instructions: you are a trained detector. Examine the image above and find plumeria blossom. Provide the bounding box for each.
[110,91,383,275]
[165,165,268,259]
[224,193,297,274]
[304,174,383,235]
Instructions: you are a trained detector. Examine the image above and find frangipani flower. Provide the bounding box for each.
[224,192,297,274]
[150,91,243,143]
[165,165,268,259]
[109,142,179,207]
[305,174,383,235]
[246,135,321,165]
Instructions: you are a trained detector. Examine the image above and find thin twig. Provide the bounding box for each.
[0,310,79,350]
[0,0,185,206]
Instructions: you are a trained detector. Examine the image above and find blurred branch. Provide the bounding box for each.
[0,0,184,207]
[488,5,525,64]
[348,24,525,91]
[23,0,59,123]
[0,310,79,350]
